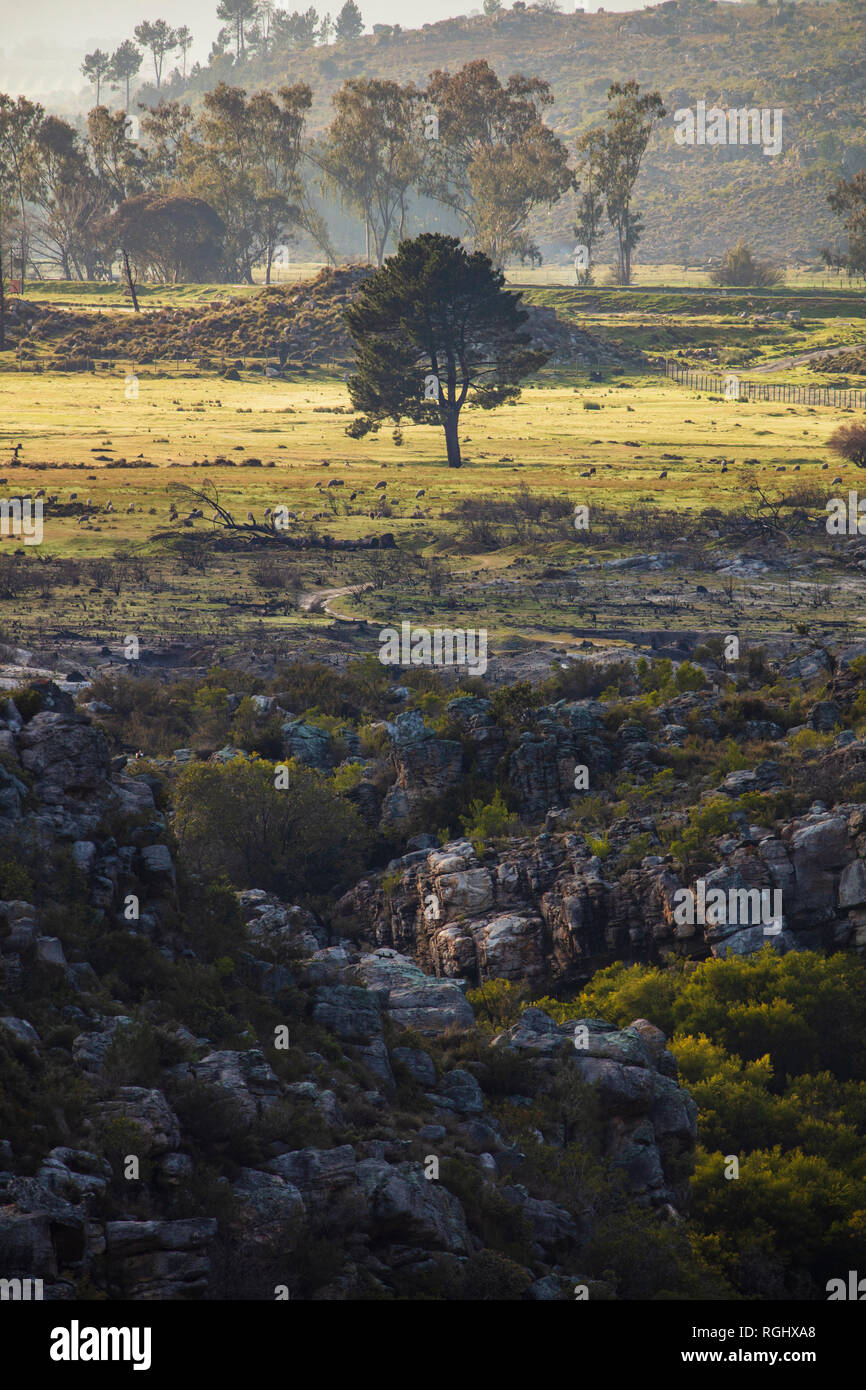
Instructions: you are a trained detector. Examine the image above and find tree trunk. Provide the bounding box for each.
[122,248,140,312]
[443,411,462,468]
[0,230,6,352]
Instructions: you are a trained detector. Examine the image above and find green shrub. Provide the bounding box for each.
[0,858,35,901]
[460,789,518,854]
[461,1249,532,1300]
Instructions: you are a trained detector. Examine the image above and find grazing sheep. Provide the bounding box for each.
[415,489,425,498]
[658,470,667,479]
[832,476,843,484]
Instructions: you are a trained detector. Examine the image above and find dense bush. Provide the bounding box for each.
[173,754,369,901]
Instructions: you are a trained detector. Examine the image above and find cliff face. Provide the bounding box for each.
[336,793,866,989]
[0,685,698,1301]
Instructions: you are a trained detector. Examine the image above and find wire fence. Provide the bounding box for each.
[663,359,866,409]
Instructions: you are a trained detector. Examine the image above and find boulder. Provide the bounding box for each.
[354,1159,470,1253]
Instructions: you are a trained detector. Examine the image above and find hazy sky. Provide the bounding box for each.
[0,0,649,104]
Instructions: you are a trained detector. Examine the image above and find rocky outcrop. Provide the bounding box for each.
[492,1010,695,1209]
[337,799,866,987]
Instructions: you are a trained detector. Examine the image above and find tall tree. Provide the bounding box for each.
[592,80,666,285]
[334,0,363,40]
[273,8,320,48]
[344,232,547,468]
[421,60,573,267]
[322,78,423,266]
[216,0,259,59]
[0,94,43,279]
[134,20,178,90]
[138,100,198,185]
[87,107,145,203]
[572,127,605,284]
[250,2,276,56]
[30,116,104,279]
[823,171,866,278]
[246,84,318,281]
[190,83,259,279]
[109,40,143,111]
[175,26,194,78]
[81,50,112,106]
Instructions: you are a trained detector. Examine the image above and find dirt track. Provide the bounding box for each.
[299,583,372,618]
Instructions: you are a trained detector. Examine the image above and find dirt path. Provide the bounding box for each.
[299,583,372,619]
[752,340,866,373]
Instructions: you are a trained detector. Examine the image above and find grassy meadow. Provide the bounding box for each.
[0,274,864,660]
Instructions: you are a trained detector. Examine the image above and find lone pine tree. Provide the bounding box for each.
[343,232,548,468]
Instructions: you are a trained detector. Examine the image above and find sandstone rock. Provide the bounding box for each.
[502,1183,583,1257]
[72,1016,133,1073]
[491,1007,694,1208]
[391,1047,436,1087]
[232,1168,305,1224]
[105,1218,216,1299]
[0,1015,40,1045]
[238,891,326,954]
[140,843,176,890]
[20,713,110,793]
[356,950,475,1034]
[91,1089,181,1155]
[380,712,463,829]
[264,1145,357,1202]
[281,719,333,770]
[191,1050,280,1128]
[838,858,866,908]
[37,1149,110,1202]
[36,936,67,968]
[313,985,381,1044]
[354,1158,470,1253]
[437,1068,484,1115]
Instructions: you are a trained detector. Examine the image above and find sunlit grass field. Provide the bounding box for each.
[0,360,861,654]
[0,262,864,655]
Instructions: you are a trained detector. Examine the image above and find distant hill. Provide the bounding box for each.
[137,0,866,267]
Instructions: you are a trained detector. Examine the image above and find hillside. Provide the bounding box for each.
[6,267,644,371]
[138,0,866,266]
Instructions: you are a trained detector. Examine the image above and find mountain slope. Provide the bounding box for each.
[141,0,866,265]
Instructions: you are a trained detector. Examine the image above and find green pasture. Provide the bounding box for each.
[0,360,861,651]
